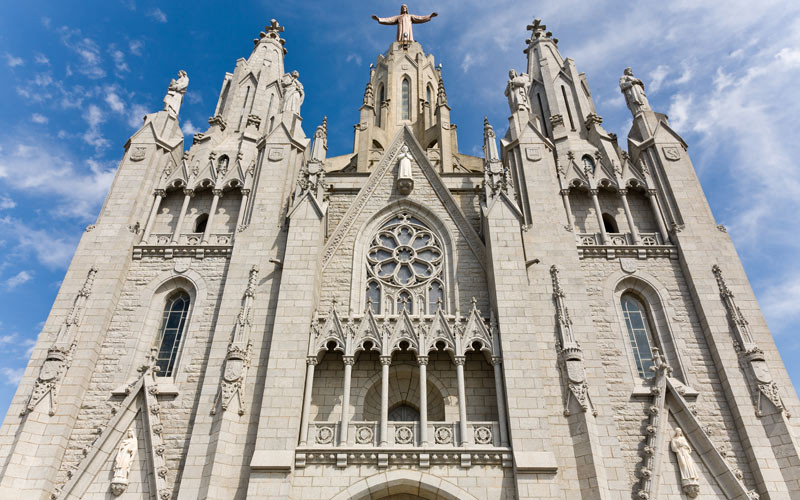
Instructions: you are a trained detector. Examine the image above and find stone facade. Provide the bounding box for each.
[1,14,799,500]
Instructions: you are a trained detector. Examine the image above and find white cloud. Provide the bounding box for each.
[461,53,474,73]
[129,39,144,56]
[345,53,363,66]
[4,270,32,289]
[667,93,693,133]
[0,367,23,385]
[147,8,168,23]
[181,120,201,135]
[82,104,109,149]
[110,47,129,73]
[186,91,203,104]
[105,91,125,113]
[34,53,50,65]
[57,27,105,79]
[0,196,15,210]
[128,104,149,128]
[648,65,669,92]
[5,53,23,68]
[31,113,48,124]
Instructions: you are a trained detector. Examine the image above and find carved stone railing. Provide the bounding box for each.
[308,420,501,448]
[133,232,234,259]
[576,232,675,260]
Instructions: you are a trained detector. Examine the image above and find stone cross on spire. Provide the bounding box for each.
[254,18,287,53]
[372,4,438,43]
[525,18,558,46]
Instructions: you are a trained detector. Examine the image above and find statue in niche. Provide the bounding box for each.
[372,4,438,43]
[163,70,189,117]
[110,428,137,496]
[505,69,531,113]
[619,67,651,115]
[396,145,414,195]
[281,70,305,115]
[670,427,700,498]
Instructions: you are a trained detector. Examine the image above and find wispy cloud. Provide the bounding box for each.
[129,39,144,56]
[128,104,149,128]
[147,8,167,23]
[0,367,23,385]
[109,46,129,73]
[181,120,201,135]
[34,53,50,65]
[345,53,363,66]
[57,26,105,79]
[82,104,109,149]
[105,91,125,113]
[0,196,15,210]
[5,53,23,68]
[4,270,32,289]
[31,113,48,124]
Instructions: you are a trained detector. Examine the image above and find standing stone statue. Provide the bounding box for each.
[372,4,438,43]
[281,70,305,115]
[111,428,137,496]
[505,69,531,113]
[670,428,700,498]
[619,67,650,116]
[163,70,189,117]
[396,145,414,195]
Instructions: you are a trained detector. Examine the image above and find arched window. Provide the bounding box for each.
[377,85,385,127]
[582,155,596,173]
[621,293,656,379]
[401,78,411,121]
[155,291,191,377]
[366,212,444,314]
[426,85,433,123]
[602,213,618,233]
[366,280,381,314]
[194,213,208,234]
[389,403,419,421]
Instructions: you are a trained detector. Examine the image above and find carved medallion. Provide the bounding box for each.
[620,257,638,274]
[355,426,374,445]
[223,358,244,383]
[268,148,284,161]
[525,146,542,162]
[130,146,146,162]
[39,359,62,382]
[474,426,493,445]
[662,146,681,161]
[316,426,334,444]
[750,359,773,384]
[565,359,586,384]
[395,425,414,444]
[434,426,453,445]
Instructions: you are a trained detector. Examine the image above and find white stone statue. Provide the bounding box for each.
[396,145,414,195]
[670,428,700,498]
[372,4,438,43]
[281,70,305,115]
[111,428,137,496]
[619,67,650,116]
[505,69,531,113]
[163,70,189,117]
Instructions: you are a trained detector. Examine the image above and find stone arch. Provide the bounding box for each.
[329,470,480,500]
[356,360,450,422]
[350,199,458,314]
[604,270,690,385]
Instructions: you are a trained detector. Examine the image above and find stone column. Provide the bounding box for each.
[418,356,429,446]
[454,356,468,446]
[141,189,165,244]
[619,189,641,245]
[235,188,250,231]
[298,357,317,446]
[379,356,391,446]
[492,358,510,447]
[202,189,223,244]
[171,188,194,244]
[339,356,355,446]
[560,189,575,232]
[647,189,671,244]
[589,189,609,244]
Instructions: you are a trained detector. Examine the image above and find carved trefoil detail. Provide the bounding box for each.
[22,266,98,416]
[712,265,789,418]
[213,265,259,415]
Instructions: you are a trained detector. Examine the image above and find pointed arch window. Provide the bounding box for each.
[401,78,411,121]
[426,85,433,123]
[155,291,191,377]
[621,293,656,379]
[377,85,385,127]
[366,212,444,314]
[602,213,618,233]
[194,213,209,234]
[582,155,596,173]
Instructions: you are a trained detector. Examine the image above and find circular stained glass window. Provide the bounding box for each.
[367,213,443,288]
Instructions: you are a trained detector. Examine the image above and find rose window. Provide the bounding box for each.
[366,213,444,314]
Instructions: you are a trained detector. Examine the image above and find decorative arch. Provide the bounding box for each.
[605,270,690,385]
[329,470,480,500]
[401,76,411,121]
[355,362,451,421]
[350,199,458,315]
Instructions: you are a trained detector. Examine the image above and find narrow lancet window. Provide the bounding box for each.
[621,293,656,379]
[367,281,381,314]
[155,291,191,377]
[401,78,410,121]
[377,85,385,127]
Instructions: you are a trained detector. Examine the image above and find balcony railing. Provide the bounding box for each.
[576,232,675,259]
[132,232,234,259]
[307,420,502,448]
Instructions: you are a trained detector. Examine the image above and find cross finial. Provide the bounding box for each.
[266,19,284,34]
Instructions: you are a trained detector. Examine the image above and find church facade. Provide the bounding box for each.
[1,11,799,500]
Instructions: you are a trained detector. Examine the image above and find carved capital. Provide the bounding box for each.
[417,356,429,367]
[212,189,224,198]
[342,356,356,366]
[306,357,319,366]
[183,188,195,197]
[453,356,466,367]
[154,189,166,198]
[379,356,392,366]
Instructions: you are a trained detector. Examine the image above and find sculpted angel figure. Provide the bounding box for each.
[281,70,305,115]
[619,67,650,115]
[372,4,438,43]
[505,69,531,112]
[163,70,189,116]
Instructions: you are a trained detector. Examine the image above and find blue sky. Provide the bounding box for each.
[1,0,799,417]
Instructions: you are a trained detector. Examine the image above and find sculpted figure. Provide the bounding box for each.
[670,428,700,496]
[110,428,137,495]
[619,67,650,115]
[505,69,531,113]
[372,4,438,43]
[281,70,305,115]
[396,145,414,195]
[163,70,189,116]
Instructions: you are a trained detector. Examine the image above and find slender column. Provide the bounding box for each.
[339,356,355,446]
[171,188,194,243]
[418,356,429,446]
[202,189,223,244]
[454,356,468,446]
[491,358,510,447]
[379,356,391,446]
[647,189,671,244]
[589,188,609,244]
[619,188,641,245]
[298,357,318,446]
[235,188,250,231]
[141,189,165,244]
[560,188,575,231]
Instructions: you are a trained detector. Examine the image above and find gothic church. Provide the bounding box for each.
[1,9,799,500]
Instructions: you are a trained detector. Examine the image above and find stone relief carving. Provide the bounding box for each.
[130,146,146,162]
[483,119,511,198]
[636,347,670,500]
[111,428,137,496]
[163,70,189,117]
[670,428,700,498]
[22,266,97,416]
[662,146,681,161]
